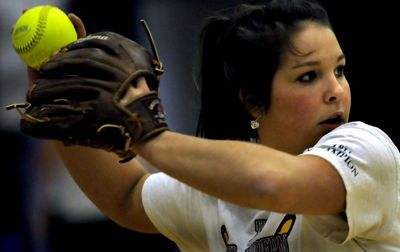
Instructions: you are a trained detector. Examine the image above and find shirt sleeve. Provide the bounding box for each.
[141,172,217,251]
[301,122,399,244]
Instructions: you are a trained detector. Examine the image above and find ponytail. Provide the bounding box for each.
[196,15,254,140]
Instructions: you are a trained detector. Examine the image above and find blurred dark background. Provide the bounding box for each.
[319,0,398,146]
[66,0,400,146]
[0,0,398,251]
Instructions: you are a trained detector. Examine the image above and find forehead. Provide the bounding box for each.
[280,22,343,66]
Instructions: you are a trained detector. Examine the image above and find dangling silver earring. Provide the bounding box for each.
[250,115,261,129]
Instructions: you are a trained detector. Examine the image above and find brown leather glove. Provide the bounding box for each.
[8,30,168,163]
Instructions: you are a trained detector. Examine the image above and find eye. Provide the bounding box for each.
[297,71,317,83]
[334,65,345,77]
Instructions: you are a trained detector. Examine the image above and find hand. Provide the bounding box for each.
[120,77,150,105]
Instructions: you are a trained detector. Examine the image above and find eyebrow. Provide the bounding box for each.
[291,54,346,69]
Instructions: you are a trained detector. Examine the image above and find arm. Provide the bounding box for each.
[53,142,158,233]
[118,77,346,215]
[24,15,158,233]
[134,131,346,215]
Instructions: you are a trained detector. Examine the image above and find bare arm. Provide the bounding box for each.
[23,14,158,233]
[53,142,158,233]
[134,131,346,215]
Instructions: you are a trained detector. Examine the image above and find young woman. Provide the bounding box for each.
[21,0,400,251]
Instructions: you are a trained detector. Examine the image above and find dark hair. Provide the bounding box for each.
[195,0,331,140]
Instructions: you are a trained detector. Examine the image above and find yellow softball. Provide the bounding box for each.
[12,5,77,70]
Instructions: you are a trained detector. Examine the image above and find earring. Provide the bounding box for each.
[250,115,261,129]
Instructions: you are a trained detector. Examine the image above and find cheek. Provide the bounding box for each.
[272,91,317,125]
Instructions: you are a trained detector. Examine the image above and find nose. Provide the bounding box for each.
[323,75,346,103]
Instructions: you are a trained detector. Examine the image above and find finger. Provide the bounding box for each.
[68,13,86,38]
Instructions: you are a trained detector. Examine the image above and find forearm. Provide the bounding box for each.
[53,141,149,224]
[134,131,293,211]
[134,131,345,214]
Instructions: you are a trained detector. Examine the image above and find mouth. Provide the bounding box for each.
[319,113,344,126]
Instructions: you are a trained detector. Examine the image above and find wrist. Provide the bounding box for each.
[131,129,169,155]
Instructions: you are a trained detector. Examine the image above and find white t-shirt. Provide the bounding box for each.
[142,121,400,251]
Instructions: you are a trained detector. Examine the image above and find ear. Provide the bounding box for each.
[239,88,263,118]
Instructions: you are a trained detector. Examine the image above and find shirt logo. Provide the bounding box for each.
[221,214,296,252]
[323,144,359,177]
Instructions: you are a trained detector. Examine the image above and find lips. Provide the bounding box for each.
[320,113,344,125]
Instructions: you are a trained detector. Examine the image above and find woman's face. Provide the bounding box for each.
[258,23,351,154]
